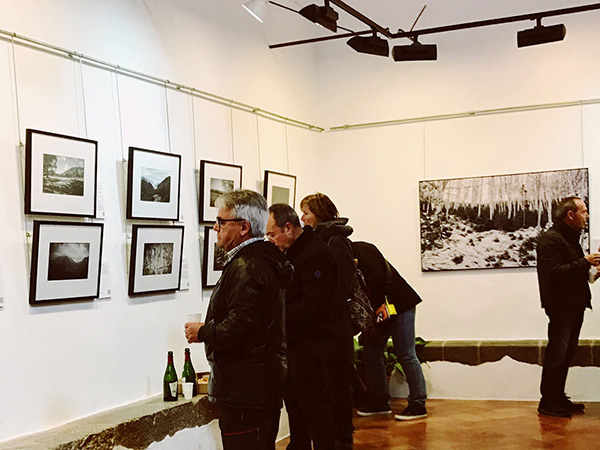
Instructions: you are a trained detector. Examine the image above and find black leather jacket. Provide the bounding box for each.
[197,240,290,410]
[536,220,591,313]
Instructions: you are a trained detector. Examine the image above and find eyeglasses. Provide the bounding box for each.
[215,217,245,228]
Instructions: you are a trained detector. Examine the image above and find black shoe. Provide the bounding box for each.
[394,404,427,421]
[538,400,572,418]
[357,405,392,417]
[561,395,585,413]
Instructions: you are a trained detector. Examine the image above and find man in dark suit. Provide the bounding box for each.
[536,196,600,417]
[267,203,337,450]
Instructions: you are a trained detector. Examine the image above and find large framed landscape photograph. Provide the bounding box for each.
[199,160,242,223]
[202,226,227,288]
[25,129,98,217]
[29,221,104,305]
[263,170,296,207]
[419,168,589,271]
[129,225,184,295]
[126,147,181,220]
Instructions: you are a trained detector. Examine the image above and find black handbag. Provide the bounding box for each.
[348,268,376,335]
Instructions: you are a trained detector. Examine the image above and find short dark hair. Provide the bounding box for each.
[554,196,581,220]
[269,203,301,228]
[299,193,339,224]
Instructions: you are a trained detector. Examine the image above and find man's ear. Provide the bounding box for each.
[283,222,294,234]
[240,220,251,236]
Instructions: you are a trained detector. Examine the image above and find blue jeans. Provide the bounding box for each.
[363,307,426,408]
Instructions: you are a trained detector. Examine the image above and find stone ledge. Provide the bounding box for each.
[1,395,218,450]
[420,339,600,367]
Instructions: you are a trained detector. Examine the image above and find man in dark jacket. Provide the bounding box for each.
[185,190,289,449]
[266,204,337,450]
[536,196,600,417]
[352,242,427,421]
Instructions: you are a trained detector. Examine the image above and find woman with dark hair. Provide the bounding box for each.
[300,193,355,449]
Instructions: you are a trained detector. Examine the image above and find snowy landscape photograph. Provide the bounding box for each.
[419,168,589,271]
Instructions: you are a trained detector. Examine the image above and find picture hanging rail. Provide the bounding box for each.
[129,225,184,296]
[263,170,297,208]
[202,226,226,288]
[126,147,182,221]
[419,168,589,272]
[0,28,323,133]
[199,160,243,223]
[29,221,104,305]
[25,129,98,218]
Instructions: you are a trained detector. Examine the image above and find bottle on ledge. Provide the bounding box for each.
[182,348,198,397]
[163,351,178,402]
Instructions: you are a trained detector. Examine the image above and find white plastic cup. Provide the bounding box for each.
[183,382,195,400]
[186,313,203,323]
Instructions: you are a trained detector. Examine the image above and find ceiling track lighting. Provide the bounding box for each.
[299,2,339,33]
[392,41,437,62]
[517,19,566,47]
[261,1,600,62]
[347,32,389,57]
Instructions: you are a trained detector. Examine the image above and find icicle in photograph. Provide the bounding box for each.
[419,168,589,271]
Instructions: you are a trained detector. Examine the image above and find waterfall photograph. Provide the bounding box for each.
[419,168,589,271]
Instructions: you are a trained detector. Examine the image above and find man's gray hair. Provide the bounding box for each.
[215,189,268,238]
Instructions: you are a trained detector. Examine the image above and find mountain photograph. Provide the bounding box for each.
[47,242,90,280]
[42,153,85,196]
[140,167,171,203]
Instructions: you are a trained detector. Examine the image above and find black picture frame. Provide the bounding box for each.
[129,225,185,296]
[126,147,182,220]
[199,160,242,223]
[25,128,98,217]
[419,167,589,271]
[202,226,227,288]
[263,170,297,207]
[29,220,104,305]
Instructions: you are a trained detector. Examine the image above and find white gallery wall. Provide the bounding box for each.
[311,1,600,400]
[0,0,600,444]
[0,0,319,443]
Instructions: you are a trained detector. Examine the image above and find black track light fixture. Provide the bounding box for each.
[517,19,566,48]
[299,2,339,33]
[347,33,389,57]
[392,41,437,62]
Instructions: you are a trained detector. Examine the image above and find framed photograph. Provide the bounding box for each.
[126,147,182,220]
[25,129,98,217]
[202,226,227,288]
[263,170,297,207]
[199,160,242,223]
[129,225,184,295]
[419,168,589,271]
[29,221,104,305]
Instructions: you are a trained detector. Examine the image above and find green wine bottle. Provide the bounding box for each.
[163,351,178,401]
[182,348,198,397]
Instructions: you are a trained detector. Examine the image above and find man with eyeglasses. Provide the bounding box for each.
[266,203,337,450]
[185,189,290,450]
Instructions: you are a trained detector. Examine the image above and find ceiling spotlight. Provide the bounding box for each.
[299,3,339,32]
[243,0,268,23]
[392,41,437,61]
[517,23,566,48]
[347,34,389,57]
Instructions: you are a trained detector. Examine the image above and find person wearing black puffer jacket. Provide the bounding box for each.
[300,193,355,450]
[185,190,291,450]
